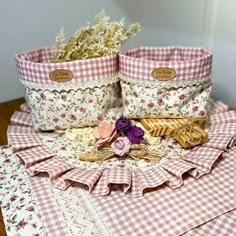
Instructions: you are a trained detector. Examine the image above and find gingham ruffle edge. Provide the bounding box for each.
[15,47,118,83]
[7,101,236,197]
[119,46,212,80]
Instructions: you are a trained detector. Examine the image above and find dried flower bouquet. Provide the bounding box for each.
[54,10,140,62]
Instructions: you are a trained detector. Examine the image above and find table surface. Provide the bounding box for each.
[0,97,25,236]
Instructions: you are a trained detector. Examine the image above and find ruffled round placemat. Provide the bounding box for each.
[7,101,236,197]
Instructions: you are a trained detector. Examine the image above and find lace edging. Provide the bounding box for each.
[20,75,119,91]
[119,74,212,90]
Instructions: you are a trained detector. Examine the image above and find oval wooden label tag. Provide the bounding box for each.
[151,67,176,81]
[49,69,73,82]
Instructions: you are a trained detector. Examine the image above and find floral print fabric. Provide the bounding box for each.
[120,76,211,118]
[24,78,122,131]
[0,146,46,236]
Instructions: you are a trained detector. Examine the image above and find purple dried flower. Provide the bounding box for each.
[127,125,145,144]
[115,117,132,133]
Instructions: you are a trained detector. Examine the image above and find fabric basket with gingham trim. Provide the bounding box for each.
[15,47,121,130]
[119,46,213,118]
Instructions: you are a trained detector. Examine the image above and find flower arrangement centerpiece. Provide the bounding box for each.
[79,117,162,162]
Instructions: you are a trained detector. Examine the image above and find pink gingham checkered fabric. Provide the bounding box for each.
[8,132,42,153]
[29,177,69,236]
[88,167,132,195]
[7,125,35,135]
[208,123,236,135]
[26,156,74,189]
[209,100,230,115]
[10,111,32,127]
[119,47,212,80]
[209,110,236,125]
[16,145,56,168]
[20,102,31,113]
[63,167,103,192]
[182,146,223,178]
[93,147,236,236]
[15,47,118,83]
[202,133,235,150]
[28,158,236,236]
[184,210,236,236]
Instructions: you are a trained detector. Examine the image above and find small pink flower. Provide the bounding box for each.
[88,99,93,103]
[94,121,115,139]
[49,99,54,102]
[172,140,178,145]
[27,206,34,211]
[71,115,77,121]
[53,118,59,123]
[40,93,46,100]
[192,106,198,112]
[3,159,11,163]
[125,99,130,106]
[157,91,162,95]
[61,114,66,118]
[148,102,154,108]
[80,108,86,113]
[32,223,37,228]
[97,115,103,121]
[0,176,6,181]
[111,137,130,156]
[61,95,67,101]
[141,99,145,103]
[19,197,25,202]
[17,220,28,230]
[133,92,138,97]
[157,99,163,106]
[199,111,205,116]
[179,94,186,100]
[173,103,179,107]
[55,125,61,129]
[94,121,117,150]
[10,195,17,201]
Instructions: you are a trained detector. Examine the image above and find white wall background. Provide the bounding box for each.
[0,0,235,107]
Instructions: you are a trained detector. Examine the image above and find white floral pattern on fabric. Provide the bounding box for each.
[24,79,122,130]
[120,76,211,118]
[0,146,46,236]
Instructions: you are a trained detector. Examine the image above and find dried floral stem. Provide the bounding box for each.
[54,10,140,62]
[79,144,163,163]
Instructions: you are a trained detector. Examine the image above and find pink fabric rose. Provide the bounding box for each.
[94,120,115,139]
[111,137,130,156]
[94,120,117,150]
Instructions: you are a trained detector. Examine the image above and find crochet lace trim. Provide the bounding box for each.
[20,75,119,91]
